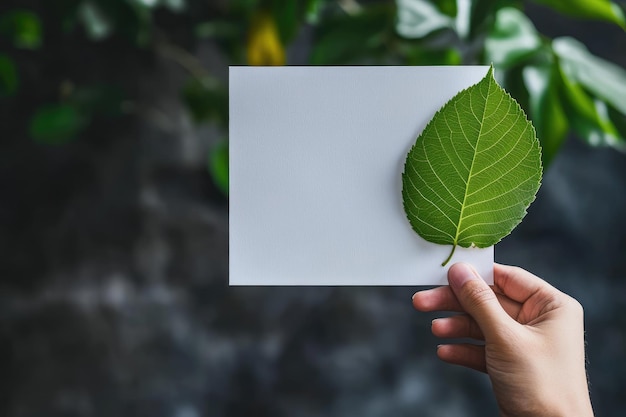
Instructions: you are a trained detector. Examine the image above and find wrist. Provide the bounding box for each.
[497,385,594,417]
[499,396,594,417]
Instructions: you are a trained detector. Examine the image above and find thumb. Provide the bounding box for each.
[448,263,515,341]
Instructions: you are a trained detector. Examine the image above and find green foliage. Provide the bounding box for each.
[182,77,228,126]
[523,65,568,165]
[4,0,626,196]
[311,4,396,65]
[396,0,455,38]
[29,85,126,145]
[0,54,18,97]
[484,8,541,69]
[529,0,626,29]
[69,84,127,116]
[402,67,542,265]
[29,105,86,145]
[0,10,42,49]
[208,139,229,195]
[553,37,626,115]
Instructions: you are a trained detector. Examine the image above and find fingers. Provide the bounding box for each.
[413,283,523,319]
[432,315,484,340]
[447,263,517,341]
[413,286,462,312]
[493,263,559,304]
[436,344,486,373]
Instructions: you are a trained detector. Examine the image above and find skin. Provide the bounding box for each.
[412,263,594,417]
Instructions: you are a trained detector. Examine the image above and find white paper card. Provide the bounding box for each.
[230,66,494,286]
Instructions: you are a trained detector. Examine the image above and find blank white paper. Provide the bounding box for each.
[229,66,494,286]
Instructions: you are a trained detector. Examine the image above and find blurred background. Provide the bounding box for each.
[1,0,625,416]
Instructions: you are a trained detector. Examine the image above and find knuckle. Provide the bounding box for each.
[462,281,496,308]
[565,296,584,317]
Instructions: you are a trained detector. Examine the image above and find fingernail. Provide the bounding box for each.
[448,262,478,289]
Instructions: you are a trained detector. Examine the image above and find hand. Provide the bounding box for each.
[412,263,594,417]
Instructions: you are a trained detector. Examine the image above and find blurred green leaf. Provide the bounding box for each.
[230,0,261,12]
[195,20,242,39]
[305,0,324,24]
[0,10,42,49]
[553,37,626,114]
[523,64,569,166]
[396,0,454,39]
[182,77,228,126]
[208,139,229,195]
[530,0,626,29]
[29,104,86,145]
[468,0,499,39]
[78,1,113,40]
[0,54,18,97]
[436,0,458,17]
[130,0,158,8]
[557,63,623,148]
[484,7,542,69]
[70,84,126,116]
[311,4,394,64]
[161,0,186,12]
[129,0,186,11]
[608,104,626,141]
[405,46,461,65]
[271,0,299,43]
[77,0,151,44]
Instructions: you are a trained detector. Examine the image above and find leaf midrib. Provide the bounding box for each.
[454,78,493,248]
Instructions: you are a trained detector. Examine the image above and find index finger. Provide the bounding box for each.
[413,284,522,318]
[493,263,560,304]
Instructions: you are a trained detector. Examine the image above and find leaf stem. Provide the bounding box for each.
[441,244,457,267]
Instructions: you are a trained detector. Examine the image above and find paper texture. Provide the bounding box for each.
[229,66,494,286]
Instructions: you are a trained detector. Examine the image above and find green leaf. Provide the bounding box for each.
[181,76,228,126]
[402,67,542,266]
[161,0,186,12]
[305,0,324,24]
[129,0,186,11]
[29,104,86,145]
[553,37,626,115]
[468,0,499,39]
[0,10,42,49]
[0,54,18,97]
[208,139,229,195]
[310,5,394,65]
[396,0,454,39]
[405,46,461,65]
[523,64,569,166]
[556,60,624,148]
[271,0,299,43]
[69,84,126,116]
[77,0,151,44]
[484,7,542,69]
[78,1,112,40]
[435,0,458,17]
[529,0,626,29]
[608,104,626,143]
[195,20,242,39]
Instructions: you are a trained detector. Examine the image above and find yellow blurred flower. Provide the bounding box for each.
[247,11,285,66]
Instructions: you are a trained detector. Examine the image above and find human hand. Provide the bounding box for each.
[412,263,594,417]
